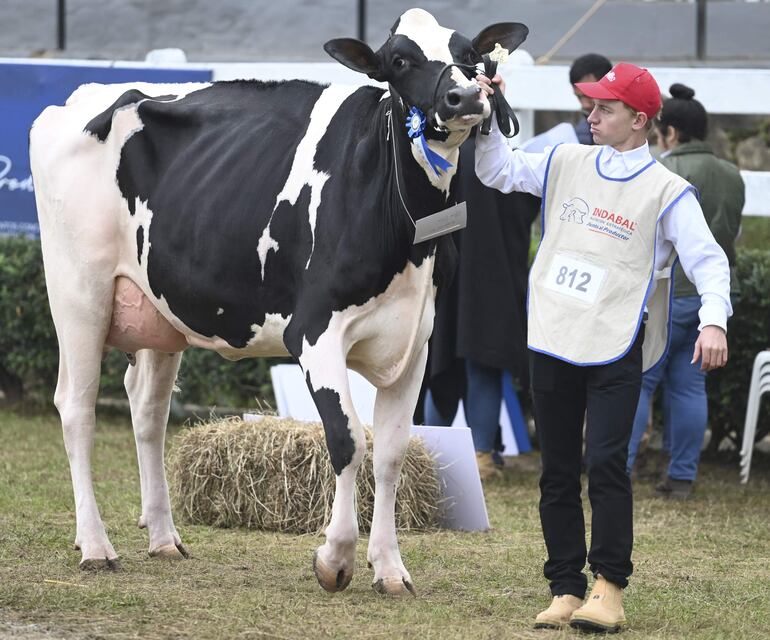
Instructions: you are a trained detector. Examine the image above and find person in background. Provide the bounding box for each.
[475,63,731,632]
[423,132,539,481]
[569,54,613,145]
[627,84,745,499]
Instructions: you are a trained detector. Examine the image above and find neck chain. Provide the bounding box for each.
[387,107,417,230]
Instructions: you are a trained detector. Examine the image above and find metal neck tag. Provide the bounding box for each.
[413,201,467,244]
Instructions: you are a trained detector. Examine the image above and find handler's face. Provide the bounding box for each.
[586,99,637,148]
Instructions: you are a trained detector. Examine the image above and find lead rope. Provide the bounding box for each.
[479,54,520,138]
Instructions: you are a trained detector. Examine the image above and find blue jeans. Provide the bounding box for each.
[627,296,707,481]
[424,359,501,452]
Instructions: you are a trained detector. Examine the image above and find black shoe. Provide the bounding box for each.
[655,476,693,500]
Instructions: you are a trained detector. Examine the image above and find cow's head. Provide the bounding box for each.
[324,9,528,134]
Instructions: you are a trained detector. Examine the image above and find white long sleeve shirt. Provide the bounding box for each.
[475,129,732,331]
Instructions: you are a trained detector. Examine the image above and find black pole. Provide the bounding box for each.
[696,0,706,60]
[57,0,66,50]
[357,0,366,43]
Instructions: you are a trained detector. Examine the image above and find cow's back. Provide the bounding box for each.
[30,79,395,357]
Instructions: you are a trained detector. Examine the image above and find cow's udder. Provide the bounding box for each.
[105,276,188,354]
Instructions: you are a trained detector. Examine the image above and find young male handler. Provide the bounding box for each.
[475,63,731,632]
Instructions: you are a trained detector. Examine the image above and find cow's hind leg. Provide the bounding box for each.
[302,355,366,593]
[367,344,428,596]
[124,349,187,559]
[49,282,119,570]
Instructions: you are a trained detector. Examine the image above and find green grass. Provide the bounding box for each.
[1,409,768,639]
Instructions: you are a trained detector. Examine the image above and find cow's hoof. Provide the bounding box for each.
[313,550,353,592]
[79,557,121,572]
[372,577,416,597]
[149,543,189,560]
[137,515,147,529]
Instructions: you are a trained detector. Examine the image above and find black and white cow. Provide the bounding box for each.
[30,8,527,595]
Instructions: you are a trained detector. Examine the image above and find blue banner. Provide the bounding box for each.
[0,63,212,235]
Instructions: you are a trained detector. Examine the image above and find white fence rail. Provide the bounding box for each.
[501,61,770,218]
[502,64,770,116]
[5,56,769,217]
[210,58,770,217]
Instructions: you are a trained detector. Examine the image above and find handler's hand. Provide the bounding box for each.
[692,325,728,371]
[476,73,506,97]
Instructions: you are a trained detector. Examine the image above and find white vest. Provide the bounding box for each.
[528,144,692,371]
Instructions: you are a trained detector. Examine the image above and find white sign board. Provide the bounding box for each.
[253,364,491,531]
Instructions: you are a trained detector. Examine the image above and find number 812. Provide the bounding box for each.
[556,266,591,293]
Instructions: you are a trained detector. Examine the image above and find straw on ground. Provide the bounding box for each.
[168,416,443,533]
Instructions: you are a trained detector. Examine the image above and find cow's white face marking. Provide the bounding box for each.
[395,9,453,63]
[257,84,359,278]
[391,9,488,192]
[394,9,478,92]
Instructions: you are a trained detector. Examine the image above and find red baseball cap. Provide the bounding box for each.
[575,62,662,119]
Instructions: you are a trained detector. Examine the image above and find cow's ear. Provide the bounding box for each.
[324,38,385,81]
[472,23,529,56]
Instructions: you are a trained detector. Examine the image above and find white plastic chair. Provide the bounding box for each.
[739,351,770,484]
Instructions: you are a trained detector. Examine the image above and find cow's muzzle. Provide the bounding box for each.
[431,63,485,125]
[431,58,521,138]
[443,85,484,116]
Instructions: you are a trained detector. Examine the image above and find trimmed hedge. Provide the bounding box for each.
[706,249,770,450]
[0,236,282,409]
[0,236,58,402]
[1,236,768,447]
[99,348,283,410]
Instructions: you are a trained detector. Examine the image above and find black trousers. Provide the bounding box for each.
[529,329,644,598]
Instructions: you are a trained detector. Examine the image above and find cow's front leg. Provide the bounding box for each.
[302,354,366,592]
[368,344,427,596]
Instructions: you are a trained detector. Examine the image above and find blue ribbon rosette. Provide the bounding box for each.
[404,106,453,177]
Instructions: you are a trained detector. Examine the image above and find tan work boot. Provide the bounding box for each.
[475,451,502,481]
[570,575,626,633]
[534,594,584,629]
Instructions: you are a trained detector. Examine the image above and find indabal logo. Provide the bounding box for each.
[559,197,589,224]
[606,71,616,82]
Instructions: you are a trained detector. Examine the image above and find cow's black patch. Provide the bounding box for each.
[91,80,322,347]
[136,226,144,265]
[306,372,356,475]
[89,76,458,356]
[85,91,177,142]
[283,87,447,354]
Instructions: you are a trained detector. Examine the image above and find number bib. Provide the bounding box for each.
[526,143,692,368]
[542,254,607,305]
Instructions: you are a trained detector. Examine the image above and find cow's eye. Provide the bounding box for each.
[392,57,407,70]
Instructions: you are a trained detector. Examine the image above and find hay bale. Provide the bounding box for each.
[168,416,444,534]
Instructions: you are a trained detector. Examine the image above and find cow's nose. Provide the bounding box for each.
[443,85,483,116]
